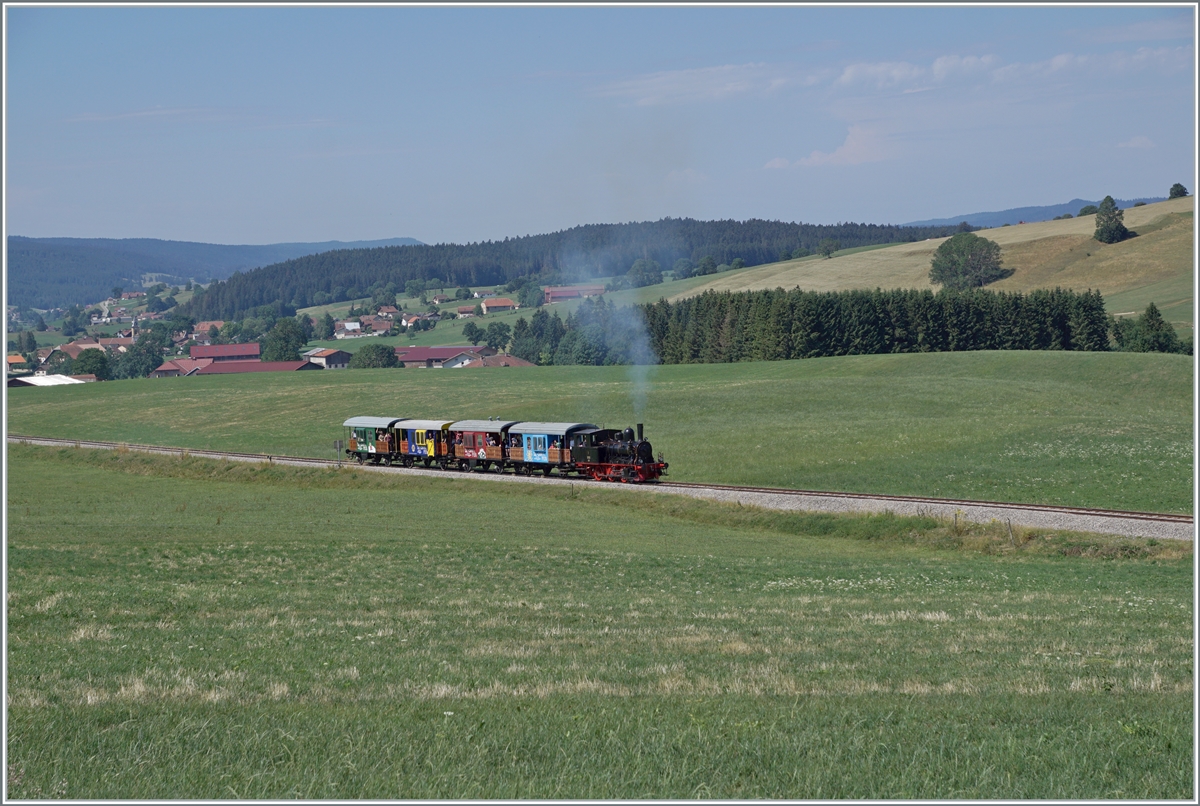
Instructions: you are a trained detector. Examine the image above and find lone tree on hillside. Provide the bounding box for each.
[819,238,840,258]
[1093,195,1130,244]
[348,343,399,368]
[1169,183,1189,199]
[928,232,1009,290]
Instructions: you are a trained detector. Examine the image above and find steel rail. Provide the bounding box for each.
[9,434,1191,529]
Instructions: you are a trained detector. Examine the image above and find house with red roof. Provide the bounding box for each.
[190,343,261,361]
[306,349,351,369]
[543,285,606,303]
[393,345,497,368]
[481,298,516,314]
[150,358,214,378]
[459,353,536,368]
[194,360,322,375]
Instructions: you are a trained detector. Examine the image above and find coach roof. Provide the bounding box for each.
[397,419,455,431]
[449,420,520,432]
[342,416,406,429]
[508,422,597,436]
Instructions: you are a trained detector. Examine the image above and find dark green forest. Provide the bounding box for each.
[7,236,420,310]
[507,287,1112,367]
[180,218,968,321]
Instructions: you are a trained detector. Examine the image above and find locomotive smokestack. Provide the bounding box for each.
[637,423,643,441]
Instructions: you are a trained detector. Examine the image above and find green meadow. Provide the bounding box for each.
[6,446,1192,799]
[7,350,1192,513]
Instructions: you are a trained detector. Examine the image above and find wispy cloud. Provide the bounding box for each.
[1118,135,1155,149]
[67,106,209,123]
[596,62,802,106]
[1071,15,1193,44]
[67,106,335,130]
[796,126,890,167]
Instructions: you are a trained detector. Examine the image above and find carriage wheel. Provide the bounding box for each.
[382,456,392,467]
[458,460,469,472]
[355,454,364,465]
[403,457,414,468]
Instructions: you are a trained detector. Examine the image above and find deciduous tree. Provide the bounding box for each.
[928,233,1008,290]
[261,318,307,361]
[348,343,399,368]
[485,321,512,352]
[1169,183,1189,198]
[72,348,112,380]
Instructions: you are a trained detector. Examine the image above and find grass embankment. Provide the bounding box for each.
[671,198,1194,330]
[7,350,1192,513]
[6,446,1192,799]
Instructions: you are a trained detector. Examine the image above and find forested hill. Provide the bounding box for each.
[181,218,966,321]
[7,236,422,310]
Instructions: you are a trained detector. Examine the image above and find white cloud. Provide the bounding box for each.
[990,45,1191,83]
[836,61,923,89]
[666,167,707,184]
[1118,135,1155,149]
[597,63,782,106]
[1072,15,1193,44]
[763,157,791,170]
[797,126,889,167]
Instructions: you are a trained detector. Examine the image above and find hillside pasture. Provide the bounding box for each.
[5,446,1192,799]
[6,350,1192,513]
[670,198,1194,328]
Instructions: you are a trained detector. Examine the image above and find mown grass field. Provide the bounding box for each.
[671,198,1194,330]
[7,350,1192,513]
[6,446,1192,799]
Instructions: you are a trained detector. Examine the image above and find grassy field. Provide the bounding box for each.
[670,198,1194,329]
[5,446,1192,799]
[6,350,1192,513]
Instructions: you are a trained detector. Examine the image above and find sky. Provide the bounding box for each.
[4,4,1196,245]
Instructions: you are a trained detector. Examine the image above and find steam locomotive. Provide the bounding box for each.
[342,417,668,483]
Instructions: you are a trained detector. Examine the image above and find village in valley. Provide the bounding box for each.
[6,281,609,386]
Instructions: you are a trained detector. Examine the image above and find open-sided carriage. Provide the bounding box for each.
[506,422,597,476]
[446,420,517,472]
[343,416,405,465]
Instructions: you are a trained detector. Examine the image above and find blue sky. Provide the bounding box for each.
[4,4,1195,244]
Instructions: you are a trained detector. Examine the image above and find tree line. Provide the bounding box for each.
[179,218,970,321]
[498,288,1135,367]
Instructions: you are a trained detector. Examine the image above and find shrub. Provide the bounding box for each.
[348,343,399,368]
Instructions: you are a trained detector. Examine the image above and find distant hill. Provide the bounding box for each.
[904,197,1167,229]
[178,218,970,322]
[6,236,423,310]
[675,197,1194,330]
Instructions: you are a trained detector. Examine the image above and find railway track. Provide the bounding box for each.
[9,434,1193,540]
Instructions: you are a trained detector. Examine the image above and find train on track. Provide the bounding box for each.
[342,417,669,483]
